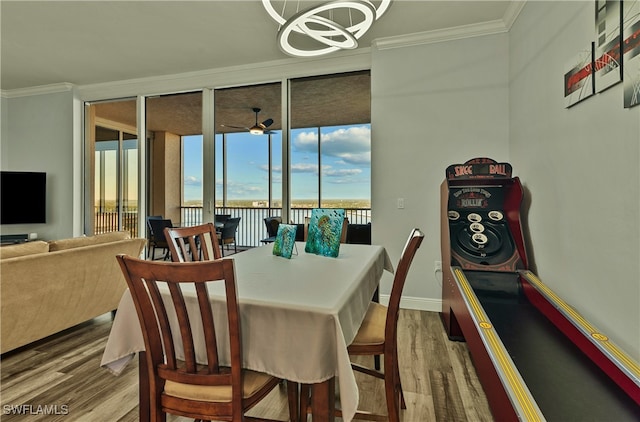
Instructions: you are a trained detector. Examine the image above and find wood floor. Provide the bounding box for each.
[0,310,494,422]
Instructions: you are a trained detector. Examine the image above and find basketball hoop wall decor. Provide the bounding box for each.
[262,0,392,57]
[564,0,640,109]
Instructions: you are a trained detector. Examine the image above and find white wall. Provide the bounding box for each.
[371,33,510,309]
[1,95,8,166]
[1,88,77,240]
[509,1,640,356]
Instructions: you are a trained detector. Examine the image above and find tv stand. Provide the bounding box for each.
[0,234,29,244]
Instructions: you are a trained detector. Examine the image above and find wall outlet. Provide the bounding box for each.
[434,260,443,287]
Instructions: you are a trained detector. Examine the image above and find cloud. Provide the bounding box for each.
[260,164,284,174]
[225,180,264,197]
[323,168,362,177]
[184,175,202,186]
[333,152,370,165]
[265,163,366,182]
[293,126,371,165]
[292,163,320,174]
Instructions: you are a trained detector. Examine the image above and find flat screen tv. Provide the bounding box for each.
[1,171,47,224]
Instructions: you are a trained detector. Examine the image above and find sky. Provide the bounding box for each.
[183,124,371,202]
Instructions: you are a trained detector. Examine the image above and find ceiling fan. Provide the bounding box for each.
[221,107,275,135]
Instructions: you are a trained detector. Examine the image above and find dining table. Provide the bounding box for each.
[101,241,394,421]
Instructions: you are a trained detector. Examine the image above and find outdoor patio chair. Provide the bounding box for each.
[147,218,173,260]
[261,216,282,243]
[217,217,241,256]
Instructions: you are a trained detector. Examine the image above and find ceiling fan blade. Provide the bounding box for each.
[221,124,249,130]
[221,109,273,133]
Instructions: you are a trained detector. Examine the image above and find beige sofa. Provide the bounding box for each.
[1,231,146,354]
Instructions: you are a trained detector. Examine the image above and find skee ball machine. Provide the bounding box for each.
[440,158,640,422]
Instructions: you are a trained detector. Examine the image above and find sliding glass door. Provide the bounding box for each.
[87,99,138,236]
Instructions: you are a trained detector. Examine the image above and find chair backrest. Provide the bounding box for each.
[148,218,173,245]
[264,216,282,237]
[215,214,231,224]
[116,255,244,416]
[220,217,241,240]
[303,217,310,242]
[165,223,221,262]
[346,223,372,245]
[385,228,424,352]
[340,218,349,243]
[146,216,163,236]
[294,223,305,241]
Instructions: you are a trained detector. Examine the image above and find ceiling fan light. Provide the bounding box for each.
[250,126,264,135]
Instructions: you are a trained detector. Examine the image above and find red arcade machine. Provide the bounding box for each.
[440,158,639,421]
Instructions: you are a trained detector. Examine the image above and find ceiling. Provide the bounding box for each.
[1,1,515,91]
[2,1,516,135]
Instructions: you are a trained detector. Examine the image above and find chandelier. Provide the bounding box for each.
[262,0,392,58]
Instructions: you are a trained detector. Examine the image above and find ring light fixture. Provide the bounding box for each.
[262,0,392,57]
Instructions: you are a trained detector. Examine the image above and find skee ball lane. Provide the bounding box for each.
[440,158,640,421]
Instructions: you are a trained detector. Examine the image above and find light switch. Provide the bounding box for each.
[397,198,405,209]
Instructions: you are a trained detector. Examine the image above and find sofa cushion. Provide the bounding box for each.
[48,231,131,252]
[0,241,49,259]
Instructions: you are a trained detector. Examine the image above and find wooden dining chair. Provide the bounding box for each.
[301,228,424,422]
[116,255,299,422]
[164,222,222,262]
[349,228,424,421]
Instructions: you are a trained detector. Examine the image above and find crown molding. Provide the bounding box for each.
[373,19,508,51]
[1,82,74,99]
[503,0,527,31]
[373,1,527,51]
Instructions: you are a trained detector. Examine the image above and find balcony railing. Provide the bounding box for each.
[94,209,139,238]
[94,206,371,248]
[182,207,371,247]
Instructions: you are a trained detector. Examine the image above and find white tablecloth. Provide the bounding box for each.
[101,242,393,421]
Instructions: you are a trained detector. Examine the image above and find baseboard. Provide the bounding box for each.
[379,294,442,313]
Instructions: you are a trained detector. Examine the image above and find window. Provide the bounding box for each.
[289,71,371,223]
[183,134,203,206]
[86,72,370,246]
[214,82,283,214]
